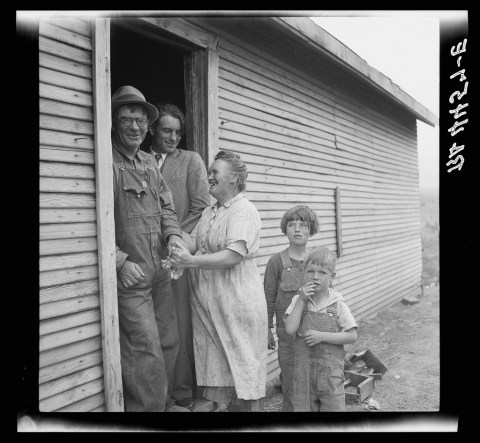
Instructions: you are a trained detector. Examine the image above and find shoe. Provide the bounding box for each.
[166,404,191,412]
[175,398,195,411]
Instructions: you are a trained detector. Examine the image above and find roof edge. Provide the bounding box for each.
[272,17,438,127]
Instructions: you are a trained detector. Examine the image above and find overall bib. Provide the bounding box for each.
[292,302,346,411]
[113,155,179,412]
[275,248,302,411]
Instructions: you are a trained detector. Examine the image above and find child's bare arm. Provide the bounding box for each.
[284,282,316,334]
[303,327,357,347]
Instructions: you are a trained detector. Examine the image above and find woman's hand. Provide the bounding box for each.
[170,241,195,268]
[298,281,316,302]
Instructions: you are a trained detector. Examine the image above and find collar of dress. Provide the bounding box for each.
[211,192,245,210]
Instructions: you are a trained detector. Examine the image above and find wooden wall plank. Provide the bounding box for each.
[40,161,95,179]
[39,350,102,385]
[40,265,98,288]
[40,309,101,335]
[39,365,103,401]
[40,322,101,353]
[40,114,94,136]
[44,18,92,38]
[55,392,105,412]
[40,279,99,304]
[40,129,94,150]
[40,51,92,79]
[40,251,98,273]
[40,336,102,369]
[40,177,96,194]
[40,82,93,107]
[40,222,97,240]
[40,237,97,256]
[40,193,96,209]
[40,21,92,51]
[40,208,97,224]
[40,146,95,165]
[40,67,93,93]
[40,378,103,412]
[39,36,92,65]
[40,296,100,322]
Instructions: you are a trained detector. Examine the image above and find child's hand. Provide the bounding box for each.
[304,330,324,347]
[298,282,316,301]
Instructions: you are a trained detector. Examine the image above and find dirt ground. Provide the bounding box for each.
[264,191,440,413]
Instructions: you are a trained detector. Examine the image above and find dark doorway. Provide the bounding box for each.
[110,19,189,151]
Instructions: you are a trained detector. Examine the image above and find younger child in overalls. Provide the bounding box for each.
[264,206,320,411]
[284,247,357,412]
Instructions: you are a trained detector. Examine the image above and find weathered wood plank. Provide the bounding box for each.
[39,20,92,51]
[40,208,97,224]
[40,295,99,323]
[40,251,98,272]
[43,17,92,38]
[55,391,105,412]
[40,114,95,136]
[40,177,96,194]
[40,265,98,288]
[39,322,101,352]
[40,161,95,179]
[40,129,94,151]
[39,35,92,65]
[40,67,93,94]
[40,146,95,165]
[40,336,102,369]
[40,222,97,240]
[40,51,92,79]
[40,98,93,122]
[39,193,96,209]
[39,350,102,385]
[40,279,99,304]
[40,378,103,412]
[40,308,101,335]
[40,82,93,107]
[92,17,123,412]
[40,237,97,256]
[39,365,103,401]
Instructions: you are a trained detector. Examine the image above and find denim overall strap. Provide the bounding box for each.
[275,249,302,328]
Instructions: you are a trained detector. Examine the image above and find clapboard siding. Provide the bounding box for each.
[39,18,104,412]
[213,30,421,382]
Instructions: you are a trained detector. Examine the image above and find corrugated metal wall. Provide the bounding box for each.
[216,37,422,381]
[39,18,105,412]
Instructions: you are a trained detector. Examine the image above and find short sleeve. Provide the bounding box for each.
[226,240,247,257]
[284,293,300,317]
[226,198,261,256]
[336,301,358,332]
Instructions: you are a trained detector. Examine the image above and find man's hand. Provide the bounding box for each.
[167,234,186,256]
[119,260,145,288]
[268,328,276,350]
[303,330,324,347]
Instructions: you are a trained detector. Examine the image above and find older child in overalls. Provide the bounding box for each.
[284,247,357,411]
[264,206,319,411]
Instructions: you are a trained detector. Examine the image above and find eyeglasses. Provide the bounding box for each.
[116,116,149,128]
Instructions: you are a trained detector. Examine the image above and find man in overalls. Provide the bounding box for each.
[111,85,189,412]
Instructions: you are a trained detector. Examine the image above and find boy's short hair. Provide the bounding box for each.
[304,246,337,274]
[280,205,320,236]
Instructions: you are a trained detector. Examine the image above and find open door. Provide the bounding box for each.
[110,17,219,165]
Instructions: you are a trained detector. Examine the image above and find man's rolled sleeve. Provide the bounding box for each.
[115,245,129,271]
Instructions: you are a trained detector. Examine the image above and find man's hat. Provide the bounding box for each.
[111,85,159,123]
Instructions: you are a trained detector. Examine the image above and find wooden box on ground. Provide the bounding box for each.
[344,371,374,404]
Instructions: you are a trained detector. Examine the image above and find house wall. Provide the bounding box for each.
[188,18,422,381]
[39,18,106,412]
